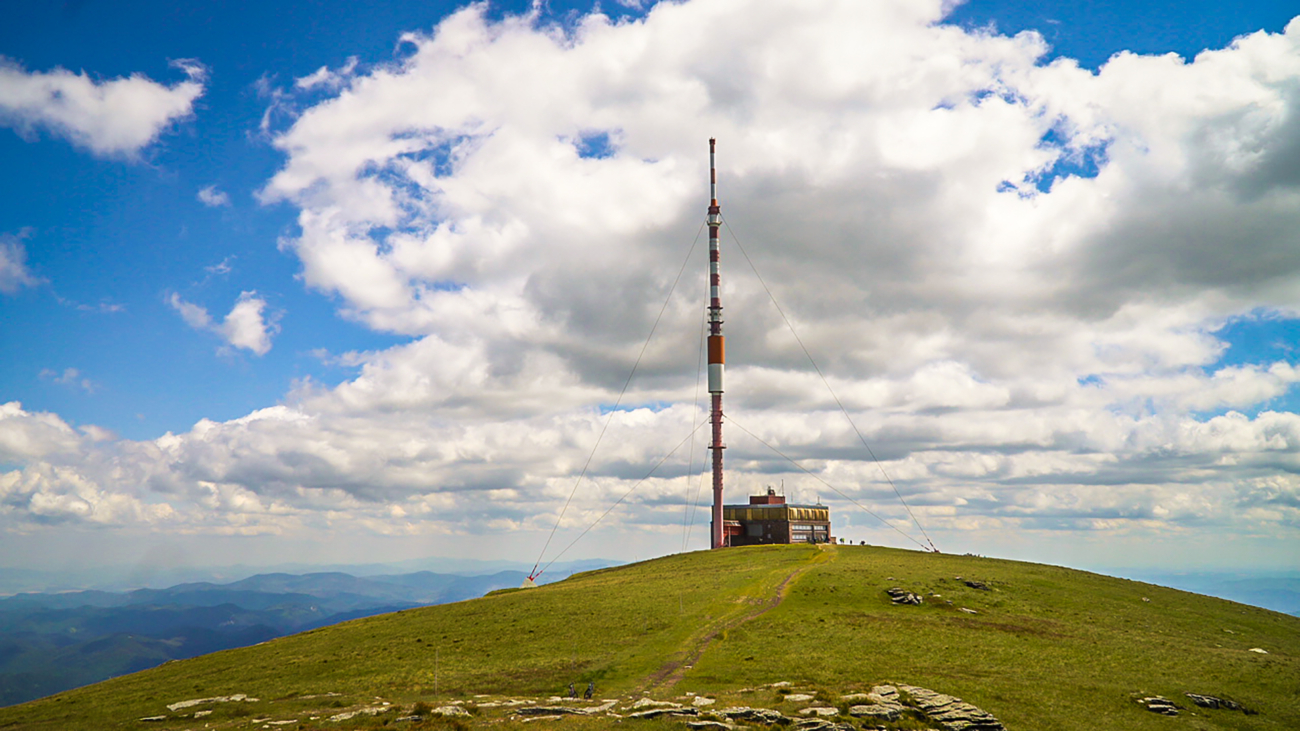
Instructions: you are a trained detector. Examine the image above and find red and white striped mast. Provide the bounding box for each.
[707,138,727,550]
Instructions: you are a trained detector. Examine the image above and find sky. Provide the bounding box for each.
[2,0,1299,580]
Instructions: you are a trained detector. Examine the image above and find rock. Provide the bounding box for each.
[1138,697,1179,716]
[840,693,870,702]
[963,580,990,591]
[686,722,735,730]
[848,705,900,721]
[770,681,793,688]
[631,698,682,709]
[720,706,789,724]
[431,706,471,717]
[958,608,977,614]
[394,716,423,723]
[693,697,717,707]
[518,706,583,717]
[886,587,923,605]
[193,711,212,718]
[896,684,1006,731]
[1248,648,1269,654]
[784,693,815,702]
[1185,693,1249,713]
[798,707,839,717]
[167,694,259,712]
[576,701,618,715]
[139,716,166,722]
[328,705,391,722]
[794,720,853,731]
[628,707,699,720]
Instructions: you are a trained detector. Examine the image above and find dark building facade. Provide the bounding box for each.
[719,487,832,546]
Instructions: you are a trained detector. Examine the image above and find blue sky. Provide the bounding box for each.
[2,0,1299,576]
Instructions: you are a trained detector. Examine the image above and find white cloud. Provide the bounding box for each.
[166,291,212,330]
[167,291,280,356]
[0,58,205,156]
[39,368,97,394]
[197,185,231,207]
[220,291,278,356]
[0,233,39,294]
[4,2,1300,567]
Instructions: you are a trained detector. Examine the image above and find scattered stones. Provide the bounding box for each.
[897,684,1006,730]
[963,580,990,591]
[167,693,260,711]
[431,706,471,717]
[1248,648,1269,654]
[798,706,839,717]
[720,706,789,724]
[886,587,923,605]
[1185,693,1250,713]
[784,693,815,702]
[1138,697,1179,716]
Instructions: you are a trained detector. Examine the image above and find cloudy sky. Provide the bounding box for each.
[2,0,1298,578]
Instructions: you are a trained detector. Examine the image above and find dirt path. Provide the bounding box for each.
[643,545,835,692]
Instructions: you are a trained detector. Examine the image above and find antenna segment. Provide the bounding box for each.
[707,138,726,550]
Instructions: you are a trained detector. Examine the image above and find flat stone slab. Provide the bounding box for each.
[518,706,584,717]
[849,704,900,720]
[628,708,699,720]
[896,684,1006,731]
[799,706,839,717]
[720,707,789,725]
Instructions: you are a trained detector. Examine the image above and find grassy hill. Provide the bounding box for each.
[0,544,1295,730]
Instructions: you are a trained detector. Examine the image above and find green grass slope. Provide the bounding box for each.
[0,545,1295,731]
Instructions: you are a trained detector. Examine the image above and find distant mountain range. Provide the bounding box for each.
[0,568,588,707]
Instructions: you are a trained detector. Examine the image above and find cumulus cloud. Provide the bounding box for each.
[167,291,280,356]
[197,185,230,207]
[0,232,39,294]
[0,57,205,156]
[4,2,1300,563]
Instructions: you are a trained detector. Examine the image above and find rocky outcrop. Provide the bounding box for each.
[1185,693,1251,714]
[886,588,923,605]
[896,684,1005,731]
[719,706,789,724]
[166,694,259,712]
[628,707,698,720]
[1138,696,1179,716]
[517,706,584,717]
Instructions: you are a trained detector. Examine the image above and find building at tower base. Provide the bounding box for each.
[719,486,834,546]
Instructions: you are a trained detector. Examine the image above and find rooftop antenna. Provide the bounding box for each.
[708,138,727,550]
